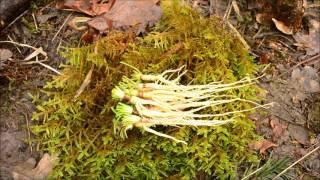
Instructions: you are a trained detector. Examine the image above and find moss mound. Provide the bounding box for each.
[31,1,262,179]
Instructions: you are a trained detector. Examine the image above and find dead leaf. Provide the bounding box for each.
[254,0,304,32]
[36,13,58,24]
[270,119,287,141]
[87,0,162,34]
[0,48,13,61]
[293,19,320,55]
[288,124,310,145]
[58,0,114,16]
[259,52,271,64]
[249,139,278,154]
[272,18,293,35]
[291,66,320,93]
[256,13,273,25]
[12,153,58,180]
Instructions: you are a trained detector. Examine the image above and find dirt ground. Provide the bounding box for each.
[0,0,319,179]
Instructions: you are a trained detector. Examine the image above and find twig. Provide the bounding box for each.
[22,111,33,153]
[227,21,250,50]
[52,13,73,42]
[74,65,95,100]
[7,35,22,54]
[272,146,320,180]
[241,166,264,180]
[32,13,38,31]
[223,0,232,21]
[1,10,28,31]
[231,0,243,21]
[278,53,320,78]
[0,40,61,75]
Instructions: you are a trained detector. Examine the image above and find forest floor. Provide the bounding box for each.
[0,0,319,179]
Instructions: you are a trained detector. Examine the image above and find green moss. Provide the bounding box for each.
[31,1,262,179]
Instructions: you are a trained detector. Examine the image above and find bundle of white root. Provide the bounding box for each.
[112,64,272,144]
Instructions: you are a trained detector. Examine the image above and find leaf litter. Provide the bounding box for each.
[249,139,278,154]
[87,0,162,34]
[58,0,162,36]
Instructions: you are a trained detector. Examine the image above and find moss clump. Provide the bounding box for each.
[31,1,262,179]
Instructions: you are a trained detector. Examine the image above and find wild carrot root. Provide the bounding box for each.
[112,65,272,144]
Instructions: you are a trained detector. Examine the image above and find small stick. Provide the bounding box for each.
[32,13,38,31]
[22,111,33,153]
[241,166,264,180]
[74,65,95,100]
[1,10,28,31]
[272,146,320,179]
[227,21,250,50]
[7,35,22,53]
[278,54,320,78]
[52,13,73,42]
[231,0,243,21]
[223,0,232,21]
[0,40,61,74]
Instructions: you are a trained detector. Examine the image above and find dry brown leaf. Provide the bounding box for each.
[249,139,278,154]
[58,0,114,16]
[270,119,287,141]
[255,13,273,25]
[12,153,58,180]
[293,19,320,55]
[288,124,310,145]
[272,18,293,35]
[87,0,162,34]
[0,48,13,61]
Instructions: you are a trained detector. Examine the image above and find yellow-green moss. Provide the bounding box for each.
[31,1,262,179]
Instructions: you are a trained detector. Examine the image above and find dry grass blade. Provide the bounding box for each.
[0,40,61,74]
[227,21,250,50]
[74,65,95,100]
[272,146,320,179]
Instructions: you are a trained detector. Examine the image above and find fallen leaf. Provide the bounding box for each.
[87,0,162,34]
[58,0,114,16]
[293,19,320,55]
[270,118,287,141]
[272,18,293,35]
[256,13,273,25]
[254,0,304,32]
[249,139,278,154]
[259,52,271,64]
[291,66,320,93]
[288,124,310,145]
[0,48,13,61]
[36,13,58,24]
[12,153,58,180]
